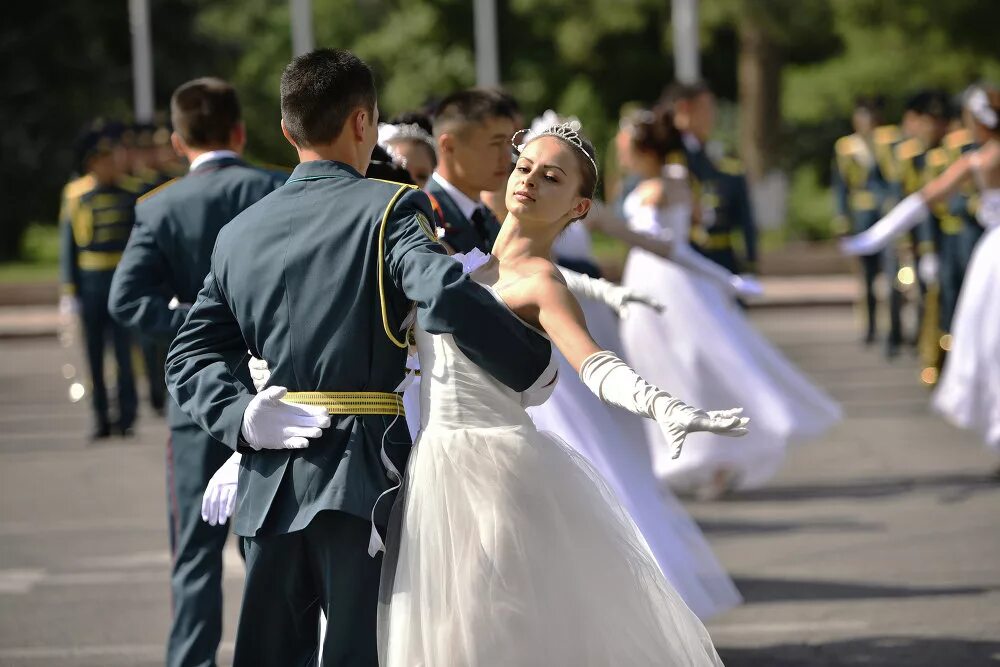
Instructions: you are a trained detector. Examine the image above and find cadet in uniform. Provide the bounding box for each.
[164,50,552,665]
[109,79,287,667]
[427,89,517,253]
[660,81,758,275]
[60,120,140,439]
[832,97,894,344]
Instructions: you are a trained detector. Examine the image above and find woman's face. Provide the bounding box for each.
[505,136,591,227]
[388,139,435,188]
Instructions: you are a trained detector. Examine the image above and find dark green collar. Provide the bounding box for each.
[287,160,364,183]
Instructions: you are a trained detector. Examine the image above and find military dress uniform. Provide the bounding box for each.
[164,160,552,665]
[425,172,501,253]
[60,166,141,437]
[682,137,758,275]
[832,129,894,342]
[109,153,286,667]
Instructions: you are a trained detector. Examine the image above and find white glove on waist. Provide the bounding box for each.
[918,252,939,285]
[240,385,331,450]
[248,354,270,392]
[59,294,80,318]
[202,452,241,526]
[840,193,929,256]
[580,350,748,460]
[558,267,664,318]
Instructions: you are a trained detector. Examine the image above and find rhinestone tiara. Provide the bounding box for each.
[512,113,597,179]
[965,87,998,130]
[378,122,436,150]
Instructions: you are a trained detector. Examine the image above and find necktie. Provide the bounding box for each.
[470,206,494,251]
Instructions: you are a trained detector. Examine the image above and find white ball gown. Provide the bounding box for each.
[619,187,842,492]
[527,222,742,620]
[378,258,723,666]
[931,181,1000,451]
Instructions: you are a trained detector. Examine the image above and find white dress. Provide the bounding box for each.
[528,222,742,620]
[620,189,842,492]
[378,261,724,666]
[931,176,1000,452]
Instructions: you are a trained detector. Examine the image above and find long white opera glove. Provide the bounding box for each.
[201,452,241,526]
[559,268,664,318]
[671,243,763,299]
[248,354,270,392]
[840,193,929,256]
[580,350,749,460]
[240,386,331,450]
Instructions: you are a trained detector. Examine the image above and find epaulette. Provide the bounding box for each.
[944,128,973,151]
[873,125,901,145]
[834,134,864,157]
[926,146,950,169]
[369,178,418,190]
[62,174,96,201]
[895,138,924,162]
[137,176,181,204]
[718,156,744,176]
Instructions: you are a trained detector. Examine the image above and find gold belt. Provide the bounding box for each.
[283,391,404,415]
[78,250,123,271]
[698,232,734,250]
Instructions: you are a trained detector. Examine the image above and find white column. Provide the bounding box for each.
[672,0,700,83]
[473,0,500,87]
[128,0,155,122]
[290,0,315,57]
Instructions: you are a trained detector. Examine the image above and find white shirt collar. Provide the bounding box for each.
[189,150,241,172]
[681,132,702,154]
[430,171,481,222]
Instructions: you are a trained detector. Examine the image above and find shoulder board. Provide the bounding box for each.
[834,134,862,156]
[944,129,973,150]
[873,125,901,145]
[369,178,419,190]
[137,176,181,204]
[926,147,950,168]
[895,138,923,162]
[718,156,744,175]
[63,174,96,200]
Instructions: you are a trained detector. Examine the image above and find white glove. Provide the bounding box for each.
[59,294,80,318]
[559,268,665,318]
[248,354,271,392]
[918,252,939,285]
[201,452,241,526]
[730,274,764,299]
[840,194,929,256]
[167,296,192,311]
[580,350,748,460]
[240,386,331,450]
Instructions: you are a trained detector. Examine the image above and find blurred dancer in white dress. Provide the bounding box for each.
[843,86,1000,459]
[618,109,842,498]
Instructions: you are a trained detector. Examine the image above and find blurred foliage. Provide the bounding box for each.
[4,0,1000,262]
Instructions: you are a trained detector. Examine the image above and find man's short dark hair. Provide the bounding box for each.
[432,89,518,138]
[656,80,713,114]
[280,48,376,147]
[170,78,241,148]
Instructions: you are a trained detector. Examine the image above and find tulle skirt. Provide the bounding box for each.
[620,249,842,492]
[932,225,1000,452]
[378,421,723,666]
[528,301,741,620]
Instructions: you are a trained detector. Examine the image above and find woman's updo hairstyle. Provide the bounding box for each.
[624,107,681,163]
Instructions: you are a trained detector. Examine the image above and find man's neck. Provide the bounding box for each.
[435,164,481,202]
[295,140,367,174]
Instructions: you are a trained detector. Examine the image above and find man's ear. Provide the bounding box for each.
[353,110,367,142]
[438,132,454,155]
[280,119,298,149]
[230,122,247,152]
[170,132,186,158]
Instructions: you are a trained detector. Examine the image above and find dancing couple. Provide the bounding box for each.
[166,48,745,665]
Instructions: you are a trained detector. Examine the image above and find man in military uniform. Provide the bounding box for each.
[164,49,551,665]
[109,78,286,667]
[59,120,140,439]
[661,81,758,275]
[832,96,894,345]
[427,89,517,253]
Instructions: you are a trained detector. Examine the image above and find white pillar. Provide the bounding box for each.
[473,0,500,87]
[128,0,155,122]
[290,0,315,57]
[672,0,700,83]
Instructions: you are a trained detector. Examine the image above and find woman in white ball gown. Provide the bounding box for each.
[375,123,752,666]
[843,86,1000,458]
[618,109,842,498]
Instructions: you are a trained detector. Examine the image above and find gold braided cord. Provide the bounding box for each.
[284,391,404,415]
[378,184,413,349]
